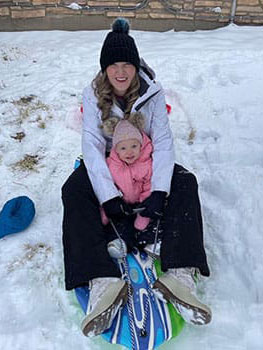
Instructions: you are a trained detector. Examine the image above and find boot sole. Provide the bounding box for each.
[81,281,128,337]
[153,278,212,325]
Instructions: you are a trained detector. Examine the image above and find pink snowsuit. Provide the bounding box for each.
[101,132,153,230]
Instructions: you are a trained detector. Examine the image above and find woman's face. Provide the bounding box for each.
[106,62,136,96]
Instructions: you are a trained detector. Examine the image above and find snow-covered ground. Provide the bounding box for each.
[0,24,263,350]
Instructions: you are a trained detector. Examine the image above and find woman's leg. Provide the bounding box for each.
[62,161,121,290]
[160,164,210,277]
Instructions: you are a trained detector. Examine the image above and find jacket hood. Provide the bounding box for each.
[139,57,156,81]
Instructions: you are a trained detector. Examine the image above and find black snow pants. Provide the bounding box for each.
[62,161,210,290]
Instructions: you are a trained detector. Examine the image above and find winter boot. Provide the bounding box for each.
[153,268,212,325]
[107,238,127,259]
[81,277,128,336]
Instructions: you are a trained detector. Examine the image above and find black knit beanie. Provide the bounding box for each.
[100,18,140,72]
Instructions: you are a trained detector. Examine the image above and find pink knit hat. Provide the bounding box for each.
[112,120,143,147]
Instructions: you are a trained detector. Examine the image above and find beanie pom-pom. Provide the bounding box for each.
[101,116,120,136]
[126,112,145,131]
[112,18,130,34]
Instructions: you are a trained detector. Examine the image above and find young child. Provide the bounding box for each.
[100,114,153,258]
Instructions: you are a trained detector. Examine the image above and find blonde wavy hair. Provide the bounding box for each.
[92,71,140,122]
[101,111,145,138]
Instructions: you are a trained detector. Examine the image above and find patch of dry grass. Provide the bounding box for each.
[7,243,52,273]
[11,131,26,142]
[12,95,51,125]
[188,127,196,145]
[35,116,46,129]
[0,46,24,62]
[12,154,40,172]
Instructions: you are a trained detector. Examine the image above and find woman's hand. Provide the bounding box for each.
[137,191,167,219]
[103,197,133,219]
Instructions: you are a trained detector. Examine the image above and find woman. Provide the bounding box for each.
[62,18,212,337]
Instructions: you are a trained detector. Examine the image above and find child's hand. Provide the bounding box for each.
[103,197,133,219]
[137,191,166,219]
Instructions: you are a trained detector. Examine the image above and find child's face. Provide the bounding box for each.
[115,138,141,164]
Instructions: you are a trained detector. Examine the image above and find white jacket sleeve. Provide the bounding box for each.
[150,89,175,194]
[81,88,120,204]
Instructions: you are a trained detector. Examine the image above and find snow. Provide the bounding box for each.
[67,3,83,10]
[0,23,263,349]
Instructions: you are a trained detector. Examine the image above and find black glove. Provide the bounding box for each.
[103,197,133,219]
[137,191,167,219]
[135,219,164,246]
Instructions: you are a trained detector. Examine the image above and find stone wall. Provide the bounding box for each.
[1,0,263,31]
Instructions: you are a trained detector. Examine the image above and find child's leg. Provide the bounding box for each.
[100,207,109,225]
[134,214,150,230]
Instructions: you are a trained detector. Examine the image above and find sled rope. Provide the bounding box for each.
[150,218,160,277]
[110,220,137,350]
[140,219,160,337]
[122,256,137,350]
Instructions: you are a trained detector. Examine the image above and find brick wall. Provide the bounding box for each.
[1,0,263,31]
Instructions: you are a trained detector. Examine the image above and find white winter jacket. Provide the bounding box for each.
[82,62,175,204]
